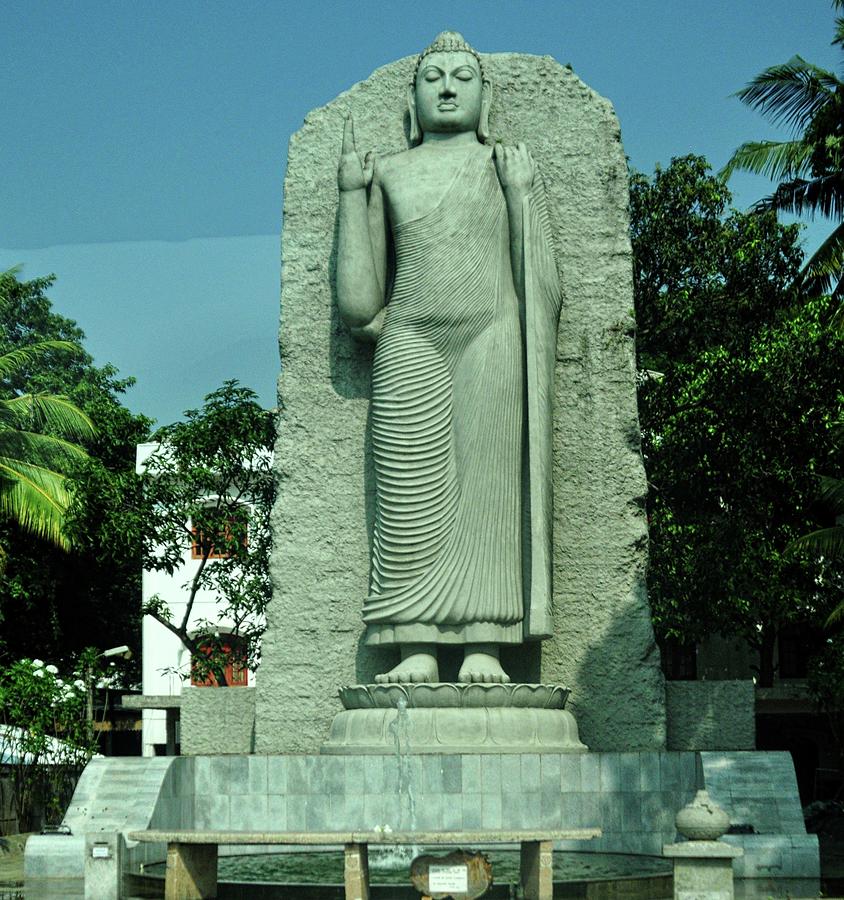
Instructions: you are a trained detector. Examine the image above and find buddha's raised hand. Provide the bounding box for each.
[493,142,535,194]
[338,112,374,192]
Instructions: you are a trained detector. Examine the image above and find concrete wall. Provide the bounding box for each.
[180,687,256,756]
[666,681,755,751]
[258,48,665,755]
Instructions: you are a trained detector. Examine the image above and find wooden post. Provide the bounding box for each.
[520,839,553,900]
[344,842,370,900]
[165,842,217,900]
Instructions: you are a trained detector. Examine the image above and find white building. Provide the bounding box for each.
[136,442,263,756]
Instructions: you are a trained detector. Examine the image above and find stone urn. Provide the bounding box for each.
[675,790,730,841]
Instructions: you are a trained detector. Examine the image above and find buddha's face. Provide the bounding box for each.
[414,50,484,136]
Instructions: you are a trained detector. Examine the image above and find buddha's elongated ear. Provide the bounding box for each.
[478,78,492,143]
[407,84,422,145]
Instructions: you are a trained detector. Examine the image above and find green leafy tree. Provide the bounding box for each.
[721,1,844,301]
[632,156,844,685]
[137,382,275,687]
[0,270,151,670]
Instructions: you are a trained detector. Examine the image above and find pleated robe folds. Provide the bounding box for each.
[363,147,562,645]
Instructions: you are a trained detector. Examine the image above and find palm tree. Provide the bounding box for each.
[721,2,844,303]
[0,341,95,551]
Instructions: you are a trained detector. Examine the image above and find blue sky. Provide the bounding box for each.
[1,0,839,423]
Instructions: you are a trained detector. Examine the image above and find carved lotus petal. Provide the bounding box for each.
[338,685,373,710]
[510,684,546,708]
[546,685,570,709]
[462,683,511,707]
[368,687,393,709]
[411,682,461,708]
[374,684,409,709]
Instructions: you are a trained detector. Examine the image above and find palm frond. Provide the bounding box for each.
[720,139,814,182]
[736,57,841,130]
[790,525,844,561]
[0,340,93,552]
[786,476,844,566]
[766,174,844,219]
[0,429,89,471]
[799,220,844,297]
[834,15,844,48]
[818,475,844,511]
[0,457,71,549]
[0,393,95,441]
[0,341,82,381]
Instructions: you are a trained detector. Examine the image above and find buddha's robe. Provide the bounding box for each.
[363,146,562,645]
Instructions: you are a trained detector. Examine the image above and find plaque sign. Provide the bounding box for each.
[429,864,469,892]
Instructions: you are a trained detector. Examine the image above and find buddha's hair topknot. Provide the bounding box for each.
[413,31,485,83]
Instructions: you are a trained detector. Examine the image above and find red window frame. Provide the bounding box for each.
[190,637,248,687]
[190,509,248,560]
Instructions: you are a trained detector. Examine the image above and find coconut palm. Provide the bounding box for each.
[721,2,844,304]
[0,341,95,551]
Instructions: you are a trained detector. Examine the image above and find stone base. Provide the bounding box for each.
[322,706,587,754]
[664,840,742,900]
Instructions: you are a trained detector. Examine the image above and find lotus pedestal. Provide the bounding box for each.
[322,683,587,754]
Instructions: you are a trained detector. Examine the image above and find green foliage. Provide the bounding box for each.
[0,270,151,672]
[631,156,803,374]
[137,381,275,687]
[633,156,844,684]
[0,657,99,831]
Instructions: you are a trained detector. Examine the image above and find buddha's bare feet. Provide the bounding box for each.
[375,652,439,684]
[458,650,511,684]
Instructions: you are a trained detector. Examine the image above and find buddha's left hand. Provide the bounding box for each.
[493,142,535,194]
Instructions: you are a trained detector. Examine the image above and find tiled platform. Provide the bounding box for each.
[24,750,818,898]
